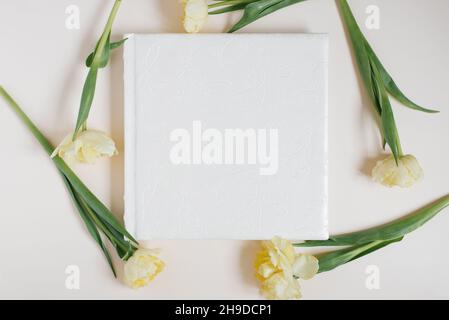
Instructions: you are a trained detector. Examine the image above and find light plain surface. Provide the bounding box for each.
[0,0,448,299]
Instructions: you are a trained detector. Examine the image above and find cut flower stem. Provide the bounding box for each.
[73,0,123,138]
[296,193,449,247]
[295,193,449,272]
[0,86,138,277]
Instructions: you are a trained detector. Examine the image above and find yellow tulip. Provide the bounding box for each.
[260,272,302,300]
[124,248,165,289]
[51,130,117,165]
[255,237,319,300]
[372,154,423,188]
[181,0,208,33]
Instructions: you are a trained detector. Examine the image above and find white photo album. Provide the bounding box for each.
[124,34,328,240]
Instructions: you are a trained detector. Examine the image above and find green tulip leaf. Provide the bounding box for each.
[73,67,98,137]
[64,177,116,277]
[54,155,139,245]
[365,44,439,114]
[339,0,403,160]
[96,33,111,68]
[210,3,249,15]
[76,194,136,253]
[338,0,378,112]
[317,237,403,273]
[296,194,449,247]
[73,0,122,137]
[86,37,127,68]
[371,60,402,162]
[0,87,139,266]
[228,0,307,33]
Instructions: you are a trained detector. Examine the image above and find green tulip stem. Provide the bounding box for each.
[0,86,53,155]
[92,0,122,67]
[209,0,257,9]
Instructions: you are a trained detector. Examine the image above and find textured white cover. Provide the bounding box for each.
[124,34,328,240]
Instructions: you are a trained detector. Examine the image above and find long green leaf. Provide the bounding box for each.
[339,0,438,159]
[73,67,98,137]
[89,0,122,68]
[339,0,404,161]
[210,3,249,14]
[85,37,127,68]
[338,0,377,109]
[228,0,307,33]
[54,157,139,245]
[209,0,259,14]
[371,59,402,162]
[296,194,449,247]
[97,215,135,260]
[317,237,403,273]
[73,0,122,136]
[77,194,136,258]
[365,43,438,114]
[0,87,138,246]
[0,86,54,154]
[369,58,386,142]
[85,33,111,69]
[63,176,116,277]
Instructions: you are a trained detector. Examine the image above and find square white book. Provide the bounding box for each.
[124,33,328,240]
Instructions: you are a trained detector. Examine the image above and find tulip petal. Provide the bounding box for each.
[182,0,208,33]
[292,254,319,280]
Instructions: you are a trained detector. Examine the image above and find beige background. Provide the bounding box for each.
[0,0,448,299]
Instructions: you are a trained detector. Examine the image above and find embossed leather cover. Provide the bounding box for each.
[124,34,328,240]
